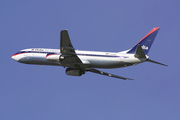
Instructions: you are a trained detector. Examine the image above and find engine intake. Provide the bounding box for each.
[46,53,60,62]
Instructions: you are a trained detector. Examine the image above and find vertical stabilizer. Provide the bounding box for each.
[127,27,160,55]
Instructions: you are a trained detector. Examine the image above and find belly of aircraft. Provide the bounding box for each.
[87,58,124,68]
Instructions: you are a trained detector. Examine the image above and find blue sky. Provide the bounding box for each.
[1,0,180,120]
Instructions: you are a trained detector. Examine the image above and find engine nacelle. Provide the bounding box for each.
[46,53,60,62]
[46,53,66,62]
[66,68,85,76]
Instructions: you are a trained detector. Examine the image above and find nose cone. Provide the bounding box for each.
[11,54,19,61]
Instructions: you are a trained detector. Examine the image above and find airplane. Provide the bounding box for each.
[11,27,167,80]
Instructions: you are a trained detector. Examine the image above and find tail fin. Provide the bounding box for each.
[127,27,160,55]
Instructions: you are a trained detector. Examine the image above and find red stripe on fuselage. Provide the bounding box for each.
[11,53,25,57]
[46,54,58,58]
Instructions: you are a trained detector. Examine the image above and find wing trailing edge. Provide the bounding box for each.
[147,59,168,66]
[86,68,134,80]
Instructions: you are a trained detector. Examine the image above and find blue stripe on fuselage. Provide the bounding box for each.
[14,51,126,58]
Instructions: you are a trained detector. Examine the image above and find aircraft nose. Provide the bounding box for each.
[11,54,19,61]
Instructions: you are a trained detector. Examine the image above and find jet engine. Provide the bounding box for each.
[66,68,85,76]
[46,53,66,62]
[46,53,60,62]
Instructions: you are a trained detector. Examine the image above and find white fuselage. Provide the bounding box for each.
[11,48,147,69]
[11,28,165,80]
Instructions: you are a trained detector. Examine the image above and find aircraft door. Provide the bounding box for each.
[119,56,124,62]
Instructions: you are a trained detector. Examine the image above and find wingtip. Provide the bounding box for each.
[124,77,134,80]
[61,29,68,32]
[127,78,134,80]
[147,59,168,67]
[154,27,160,31]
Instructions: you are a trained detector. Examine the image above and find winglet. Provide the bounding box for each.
[127,27,160,55]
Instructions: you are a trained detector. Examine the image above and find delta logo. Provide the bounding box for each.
[142,45,148,50]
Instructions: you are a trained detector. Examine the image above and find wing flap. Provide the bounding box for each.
[87,68,134,80]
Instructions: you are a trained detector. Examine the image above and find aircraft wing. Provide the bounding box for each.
[87,68,134,80]
[60,30,76,55]
[60,30,88,68]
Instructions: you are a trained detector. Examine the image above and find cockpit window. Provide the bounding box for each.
[16,51,26,54]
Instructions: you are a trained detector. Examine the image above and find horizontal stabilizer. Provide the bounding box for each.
[134,45,146,58]
[147,59,168,66]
